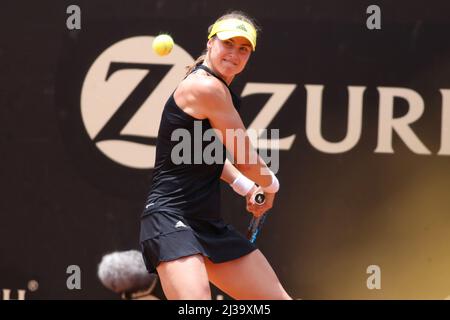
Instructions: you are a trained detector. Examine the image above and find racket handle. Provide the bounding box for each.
[246,217,257,239]
[246,192,268,242]
[247,213,269,243]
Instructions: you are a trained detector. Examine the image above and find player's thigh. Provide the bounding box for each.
[204,249,291,300]
[157,254,211,300]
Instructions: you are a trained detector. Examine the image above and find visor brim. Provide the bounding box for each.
[215,31,256,51]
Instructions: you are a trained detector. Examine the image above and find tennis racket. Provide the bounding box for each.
[246,192,269,243]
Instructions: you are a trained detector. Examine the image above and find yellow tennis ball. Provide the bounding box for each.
[152,34,174,56]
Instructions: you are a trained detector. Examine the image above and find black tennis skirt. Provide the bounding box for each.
[140,211,258,274]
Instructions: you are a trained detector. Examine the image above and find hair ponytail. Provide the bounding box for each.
[185,50,207,76]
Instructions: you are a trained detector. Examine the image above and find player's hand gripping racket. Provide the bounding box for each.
[247,193,269,243]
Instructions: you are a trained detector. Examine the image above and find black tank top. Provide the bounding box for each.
[143,65,241,220]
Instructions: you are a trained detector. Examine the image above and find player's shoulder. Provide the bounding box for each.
[181,69,229,101]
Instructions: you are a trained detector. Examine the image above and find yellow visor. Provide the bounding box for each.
[208,18,257,51]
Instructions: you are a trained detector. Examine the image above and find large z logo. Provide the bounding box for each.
[93,62,172,146]
[92,62,172,146]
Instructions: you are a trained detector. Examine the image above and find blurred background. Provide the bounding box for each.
[1,0,450,299]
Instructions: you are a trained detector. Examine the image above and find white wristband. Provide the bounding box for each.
[262,172,280,193]
[230,174,255,196]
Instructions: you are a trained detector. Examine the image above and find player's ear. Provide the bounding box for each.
[206,36,217,50]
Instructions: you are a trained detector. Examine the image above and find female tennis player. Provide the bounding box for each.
[140,11,292,300]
